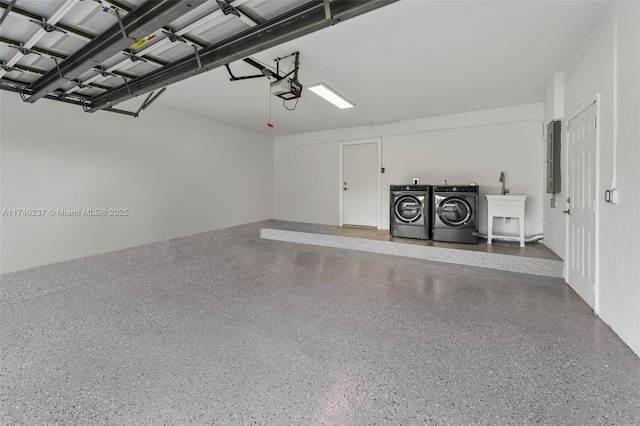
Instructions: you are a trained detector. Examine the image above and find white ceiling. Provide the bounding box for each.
[151,0,609,136]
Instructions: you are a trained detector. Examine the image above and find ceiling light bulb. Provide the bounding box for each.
[307,83,354,109]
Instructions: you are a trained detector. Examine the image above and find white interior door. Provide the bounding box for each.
[566,102,597,308]
[343,143,378,227]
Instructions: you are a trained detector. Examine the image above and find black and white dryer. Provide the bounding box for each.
[390,185,430,240]
[432,185,479,244]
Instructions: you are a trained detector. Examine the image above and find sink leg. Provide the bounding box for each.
[519,217,525,247]
[487,216,493,244]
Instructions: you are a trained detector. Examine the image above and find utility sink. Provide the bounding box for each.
[486,195,527,217]
[486,195,528,200]
[486,195,528,246]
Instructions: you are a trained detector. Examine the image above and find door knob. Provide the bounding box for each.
[563,209,571,215]
[343,187,348,190]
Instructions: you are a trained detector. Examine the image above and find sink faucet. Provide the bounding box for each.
[499,172,510,195]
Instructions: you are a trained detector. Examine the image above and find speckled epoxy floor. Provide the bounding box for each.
[1,221,639,425]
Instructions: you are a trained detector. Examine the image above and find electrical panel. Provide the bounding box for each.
[547,120,561,194]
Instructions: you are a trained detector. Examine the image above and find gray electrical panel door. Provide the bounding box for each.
[547,120,562,194]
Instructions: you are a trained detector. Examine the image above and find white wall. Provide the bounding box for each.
[0,93,273,273]
[542,73,565,257]
[274,103,545,238]
[273,137,343,225]
[544,1,639,355]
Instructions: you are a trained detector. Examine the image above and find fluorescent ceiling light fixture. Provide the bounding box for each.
[307,83,354,109]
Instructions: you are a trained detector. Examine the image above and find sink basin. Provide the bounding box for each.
[485,194,527,201]
[486,195,527,217]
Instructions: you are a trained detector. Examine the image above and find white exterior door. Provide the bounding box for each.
[566,102,598,308]
[343,143,378,227]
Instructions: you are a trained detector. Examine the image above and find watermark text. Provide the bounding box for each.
[1,208,130,217]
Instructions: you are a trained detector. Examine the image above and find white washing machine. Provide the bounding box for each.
[390,185,430,240]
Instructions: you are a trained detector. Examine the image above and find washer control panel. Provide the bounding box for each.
[433,185,478,193]
[390,185,430,191]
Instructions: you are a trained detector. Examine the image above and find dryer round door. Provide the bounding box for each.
[394,195,424,223]
[436,196,473,227]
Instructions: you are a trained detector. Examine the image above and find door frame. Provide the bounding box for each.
[565,91,600,315]
[339,139,382,228]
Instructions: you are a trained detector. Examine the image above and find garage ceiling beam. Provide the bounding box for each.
[0,0,125,40]
[0,0,17,27]
[64,0,254,97]
[0,0,78,80]
[1,78,87,106]
[87,0,398,113]
[0,36,67,60]
[25,0,207,103]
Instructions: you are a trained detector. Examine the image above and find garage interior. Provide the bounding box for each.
[1,0,639,424]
